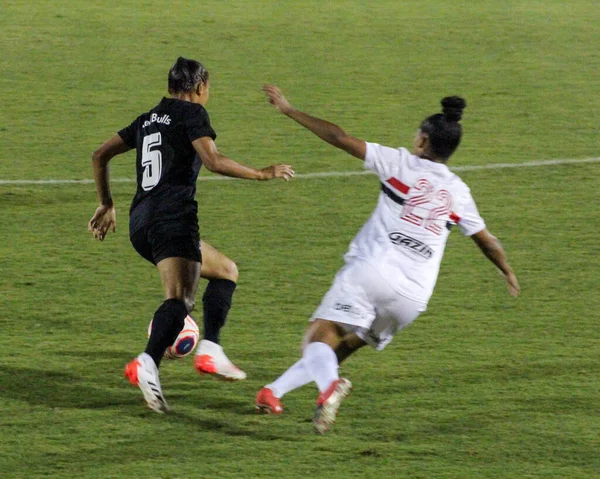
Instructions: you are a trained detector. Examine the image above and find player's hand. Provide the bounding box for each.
[504,271,520,297]
[260,164,295,181]
[262,85,293,114]
[88,204,116,241]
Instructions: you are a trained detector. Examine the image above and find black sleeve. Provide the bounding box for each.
[186,106,217,143]
[117,117,138,149]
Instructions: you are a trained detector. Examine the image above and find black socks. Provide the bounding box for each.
[202,279,237,344]
[144,280,236,367]
[145,298,187,367]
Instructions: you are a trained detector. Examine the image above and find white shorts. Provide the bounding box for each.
[311,260,427,350]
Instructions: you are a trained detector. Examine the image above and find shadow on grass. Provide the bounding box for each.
[169,390,253,416]
[0,364,301,441]
[0,364,132,409]
[165,409,300,441]
[57,350,130,360]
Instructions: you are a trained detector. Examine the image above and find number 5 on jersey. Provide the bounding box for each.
[141,132,163,191]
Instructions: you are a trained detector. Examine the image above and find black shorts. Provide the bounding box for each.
[130,218,201,265]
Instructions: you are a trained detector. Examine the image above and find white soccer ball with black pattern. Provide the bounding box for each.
[148,315,200,359]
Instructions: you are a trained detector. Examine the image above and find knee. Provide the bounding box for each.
[301,320,343,351]
[222,259,239,283]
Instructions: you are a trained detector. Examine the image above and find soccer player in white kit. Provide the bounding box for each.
[257,85,520,434]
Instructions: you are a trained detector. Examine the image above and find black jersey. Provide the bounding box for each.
[118,97,216,234]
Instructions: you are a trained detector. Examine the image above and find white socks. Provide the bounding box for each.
[302,342,339,393]
[266,359,312,398]
[265,342,340,398]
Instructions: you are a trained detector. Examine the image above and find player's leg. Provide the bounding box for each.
[257,329,366,414]
[198,240,238,343]
[257,359,309,413]
[301,319,354,434]
[293,262,396,432]
[258,321,343,413]
[257,263,366,415]
[124,257,200,414]
[257,320,358,416]
[148,256,201,365]
[194,240,246,380]
[263,331,364,396]
[125,220,202,414]
[301,319,345,389]
[297,263,372,403]
[335,332,367,363]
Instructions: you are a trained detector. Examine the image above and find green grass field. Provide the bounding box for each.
[1,1,599,478]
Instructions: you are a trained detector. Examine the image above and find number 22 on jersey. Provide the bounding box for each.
[141,132,163,191]
[401,178,453,236]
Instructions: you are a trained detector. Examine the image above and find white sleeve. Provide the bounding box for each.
[456,192,486,236]
[364,142,405,180]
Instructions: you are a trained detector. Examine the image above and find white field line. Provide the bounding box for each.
[0,157,599,186]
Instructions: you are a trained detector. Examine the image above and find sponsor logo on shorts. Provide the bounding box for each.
[388,232,434,259]
[334,303,362,317]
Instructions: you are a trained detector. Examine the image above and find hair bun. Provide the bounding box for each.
[168,57,208,93]
[441,96,466,122]
[173,57,193,89]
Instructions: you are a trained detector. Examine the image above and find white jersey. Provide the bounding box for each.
[344,142,486,303]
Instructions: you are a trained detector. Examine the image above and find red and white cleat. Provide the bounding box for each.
[313,378,352,434]
[124,353,170,414]
[255,388,284,414]
[194,340,247,381]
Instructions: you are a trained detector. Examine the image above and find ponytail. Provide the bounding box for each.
[168,57,209,93]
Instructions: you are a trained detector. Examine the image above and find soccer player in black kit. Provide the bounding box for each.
[88,57,294,413]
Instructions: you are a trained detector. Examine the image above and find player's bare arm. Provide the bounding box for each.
[471,228,520,297]
[89,134,132,241]
[192,136,294,181]
[262,84,367,160]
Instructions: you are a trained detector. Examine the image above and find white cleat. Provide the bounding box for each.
[313,378,352,435]
[194,340,247,381]
[124,353,170,414]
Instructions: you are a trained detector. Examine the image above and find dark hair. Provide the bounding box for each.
[419,96,467,159]
[168,57,209,93]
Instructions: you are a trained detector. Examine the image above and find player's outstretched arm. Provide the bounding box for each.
[89,135,131,241]
[192,137,294,181]
[262,84,366,160]
[471,228,520,297]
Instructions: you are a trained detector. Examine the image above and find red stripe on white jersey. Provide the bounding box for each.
[449,212,460,223]
[402,213,423,226]
[386,177,410,195]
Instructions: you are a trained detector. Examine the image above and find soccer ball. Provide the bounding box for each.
[148,315,200,359]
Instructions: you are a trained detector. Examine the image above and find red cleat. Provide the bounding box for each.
[195,354,217,374]
[255,387,284,414]
[124,359,140,386]
[123,353,169,414]
[194,340,247,381]
[313,378,352,434]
